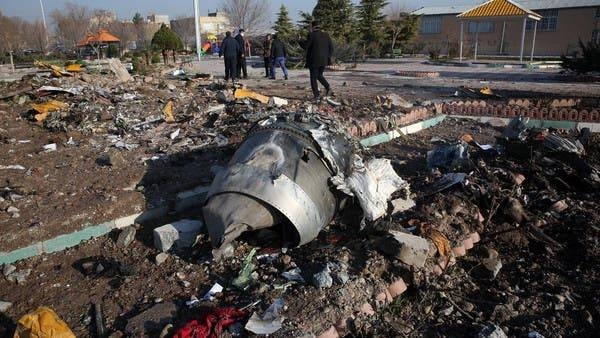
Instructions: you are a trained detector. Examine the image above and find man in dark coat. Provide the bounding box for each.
[219,31,241,82]
[262,34,272,78]
[235,29,248,79]
[270,34,289,80]
[305,21,334,100]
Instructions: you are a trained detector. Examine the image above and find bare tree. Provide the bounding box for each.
[88,9,116,32]
[0,12,27,53]
[385,1,419,55]
[25,20,48,53]
[107,21,136,56]
[51,3,90,50]
[220,0,271,33]
[170,16,196,50]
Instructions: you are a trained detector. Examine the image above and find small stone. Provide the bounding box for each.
[96,150,126,167]
[478,324,508,338]
[482,248,502,279]
[7,268,31,284]
[144,76,154,83]
[116,226,137,248]
[552,200,568,213]
[155,253,169,266]
[440,306,454,316]
[181,280,191,288]
[377,230,430,268]
[335,271,350,285]
[6,206,19,214]
[2,264,16,277]
[0,301,12,312]
[216,90,233,103]
[167,84,176,91]
[313,267,333,289]
[153,219,204,252]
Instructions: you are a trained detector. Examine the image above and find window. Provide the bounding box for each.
[526,9,558,31]
[596,7,600,17]
[468,21,494,33]
[420,15,442,34]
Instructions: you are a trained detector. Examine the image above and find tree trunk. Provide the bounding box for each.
[162,50,167,64]
[172,50,176,63]
[145,50,150,65]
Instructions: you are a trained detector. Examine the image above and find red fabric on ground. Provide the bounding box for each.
[174,307,246,338]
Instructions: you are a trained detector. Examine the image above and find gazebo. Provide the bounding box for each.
[77,29,121,59]
[457,0,542,62]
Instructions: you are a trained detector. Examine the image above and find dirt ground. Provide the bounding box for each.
[0,58,599,337]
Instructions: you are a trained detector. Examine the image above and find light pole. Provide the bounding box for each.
[193,0,202,61]
[39,0,49,52]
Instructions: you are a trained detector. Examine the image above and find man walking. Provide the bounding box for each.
[219,31,241,82]
[305,21,334,100]
[262,34,272,78]
[270,34,289,80]
[235,29,248,79]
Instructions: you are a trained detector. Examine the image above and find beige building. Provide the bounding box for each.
[147,14,170,27]
[412,0,600,58]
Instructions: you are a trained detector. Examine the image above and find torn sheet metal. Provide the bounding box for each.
[332,156,410,221]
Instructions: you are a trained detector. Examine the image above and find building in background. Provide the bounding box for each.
[147,14,170,27]
[412,0,600,58]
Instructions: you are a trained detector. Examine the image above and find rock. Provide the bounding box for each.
[6,206,19,214]
[125,302,177,336]
[0,301,12,312]
[2,264,16,277]
[482,248,502,279]
[107,58,133,83]
[153,219,204,252]
[144,76,154,83]
[477,324,508,338]
[116,226,136,248]
[216,90,234,103]
[167,84,176,91]
[313,266,333,289]
[377,230,430,268]
[96,149,126,167]
[155,253,169,266]
[552,200,568,213]
[6,268,31,284]
[505,198,528,223]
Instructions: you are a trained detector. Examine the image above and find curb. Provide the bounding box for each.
[0,114,461,265]
[449,114,600,132]
[0,187,210,265]
[360,115,447,147]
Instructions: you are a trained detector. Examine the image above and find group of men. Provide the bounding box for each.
[219,21,333,101]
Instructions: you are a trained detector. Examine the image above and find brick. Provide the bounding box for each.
[569,109,579,121]
[463,236,474,250]
[377,231,430,268]
[579,110,589,122]
[452,244,466,257]
[153,219,204,252]
[318,326,340,338]
[388,278,408,298]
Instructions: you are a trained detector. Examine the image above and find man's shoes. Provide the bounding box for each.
[324,88,334,97]
[269,77,276,80]
[284,75,288,80]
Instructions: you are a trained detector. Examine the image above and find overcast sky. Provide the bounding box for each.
[0,0,480,23]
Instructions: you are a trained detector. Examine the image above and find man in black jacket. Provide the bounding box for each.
[235,29,248,79]
[270,34,289,80]
[219,31,241,82]
[305,21,334,100]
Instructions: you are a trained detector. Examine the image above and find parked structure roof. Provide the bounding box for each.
[412,0,600,16]
[457,0,541,19]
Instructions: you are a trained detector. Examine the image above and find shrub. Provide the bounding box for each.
[561,39,600,74]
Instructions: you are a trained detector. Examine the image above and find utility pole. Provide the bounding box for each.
[193,0,202,61]
[39,0,49,52]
